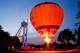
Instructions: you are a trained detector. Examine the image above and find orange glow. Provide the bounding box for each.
[42,32,54,44]
[30,2,64,44]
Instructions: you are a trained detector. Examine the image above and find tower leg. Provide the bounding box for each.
[22,23,28,49]
[16,21,28,49]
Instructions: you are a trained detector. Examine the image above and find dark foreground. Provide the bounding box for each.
[16,50,80,53]
[0,49,80,53]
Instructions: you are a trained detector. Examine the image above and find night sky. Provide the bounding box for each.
[0,0,79,45]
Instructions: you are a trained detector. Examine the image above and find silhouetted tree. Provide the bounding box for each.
[57,29,76,49]
[58,29,75,43]
[74,26,80,46]
[8,36,21,49]
[0,26,10,49]
[13,36,21,48]
[0,25,2,30]
[0,25,21,50]
[75,1,80,26]
[50,41,57,49]
[74,0,80,47]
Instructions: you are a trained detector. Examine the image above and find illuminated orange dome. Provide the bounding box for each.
[30,2,64,44]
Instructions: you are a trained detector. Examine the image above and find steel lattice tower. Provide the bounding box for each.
[16,21,28,49]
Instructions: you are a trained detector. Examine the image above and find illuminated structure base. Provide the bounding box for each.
[16,21,28,49]
[46,44,50,49]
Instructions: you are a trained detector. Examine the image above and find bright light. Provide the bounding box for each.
[42,32,54,44]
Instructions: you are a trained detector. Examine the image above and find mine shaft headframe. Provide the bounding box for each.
[21,21,28,27]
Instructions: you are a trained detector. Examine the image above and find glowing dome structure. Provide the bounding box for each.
[30,2,64,48]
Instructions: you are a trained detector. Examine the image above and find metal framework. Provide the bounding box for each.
[16,21,28,49]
